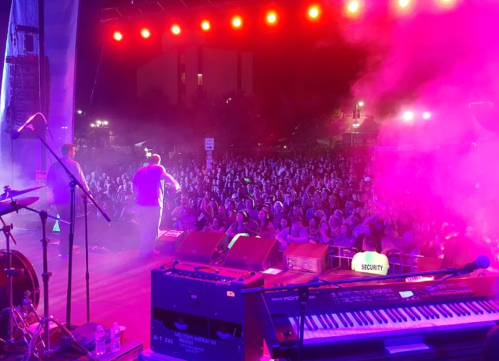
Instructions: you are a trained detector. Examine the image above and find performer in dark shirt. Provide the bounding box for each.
[47,144,89,256]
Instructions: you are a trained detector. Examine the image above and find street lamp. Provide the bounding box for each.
[358,101,364,107]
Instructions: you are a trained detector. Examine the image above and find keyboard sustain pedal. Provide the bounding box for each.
[384,336,431,355]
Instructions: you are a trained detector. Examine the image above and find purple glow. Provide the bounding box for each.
[422,112,431,119]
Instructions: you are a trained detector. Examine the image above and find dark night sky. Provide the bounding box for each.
[76,0,366,114]
[1,0,365,121]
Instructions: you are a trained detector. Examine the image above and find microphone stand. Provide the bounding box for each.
[241,267,481,361]
[24,126,111,329]
[83,195,90,322]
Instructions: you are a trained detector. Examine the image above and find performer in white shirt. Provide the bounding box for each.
[351,235,389,275]
[133,154,179,257]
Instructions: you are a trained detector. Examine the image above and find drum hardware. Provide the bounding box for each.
[0,198,40,217]
[0,219,33,351]
[22,210,94,361]
[0,186,46,202]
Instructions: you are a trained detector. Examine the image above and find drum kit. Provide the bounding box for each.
[0,185,94,360]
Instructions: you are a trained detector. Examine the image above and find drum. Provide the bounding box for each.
[0,249,40,316]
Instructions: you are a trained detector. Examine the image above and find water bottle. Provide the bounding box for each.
[110,322,121,352]
[95,325,106,356]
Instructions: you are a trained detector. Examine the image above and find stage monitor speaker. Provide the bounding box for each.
[283,242,329,273]
[174,231,227,264]
[156,229,187,254]
[224,236,280,271]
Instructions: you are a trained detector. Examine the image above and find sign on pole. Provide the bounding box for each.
[205,138,215,151]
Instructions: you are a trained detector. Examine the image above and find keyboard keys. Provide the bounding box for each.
[336,313,349,327]
[351,312,363,326]
[425,305,440,319]
[361,311,374,325]
[326,314,340,328]
[307,315,318,330]
[478,301,494,313]
[383,309,398,322]
[447,303,462,316]
[464,301,481,315]
[409,307,422,320]
[402,307,416,321]
[454,303,470,316]
[485,300,498,312]
[374,309,388,323]
[304,316,313,331]
[369,310,383,324]
[342,313,354,327]
[415,306,430,319]
[317,314,328,329]
[393,308,407,322]
[434,304,449,318]
[439,304,454,317]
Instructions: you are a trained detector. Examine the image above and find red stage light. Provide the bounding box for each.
[113,31,123,41]
[140,28,151,39]
[232,16,242,28]
[308,5,321,20]
[266,11,277,25]
[201,20,211,31]
[171,24,181,35]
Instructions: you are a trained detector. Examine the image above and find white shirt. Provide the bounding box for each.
[351,251,390,275]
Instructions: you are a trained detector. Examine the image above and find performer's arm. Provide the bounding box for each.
[161,171,180,191]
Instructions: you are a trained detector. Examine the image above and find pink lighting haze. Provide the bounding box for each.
[339,0,499,261]
[423,112,431,119]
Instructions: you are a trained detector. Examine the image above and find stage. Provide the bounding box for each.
[0,226,383,353]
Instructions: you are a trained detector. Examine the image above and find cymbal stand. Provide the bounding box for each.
[0,217,32,350]
[23,210,94,361]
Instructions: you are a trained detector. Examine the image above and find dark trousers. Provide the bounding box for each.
[56,204,72,254]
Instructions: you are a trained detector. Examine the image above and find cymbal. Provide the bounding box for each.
[0,197,39,216]
[0,185,46,201]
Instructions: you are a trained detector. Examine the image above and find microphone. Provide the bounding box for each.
[456,255,491,275]
[11,113,39,139]
[172,260,179,273]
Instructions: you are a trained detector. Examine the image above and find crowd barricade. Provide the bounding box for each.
[329,246,358,269]
[329,247,423,274]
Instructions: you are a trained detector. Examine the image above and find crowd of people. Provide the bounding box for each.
[70,148,483,273]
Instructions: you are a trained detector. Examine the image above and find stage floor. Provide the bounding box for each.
[1,227,172,350]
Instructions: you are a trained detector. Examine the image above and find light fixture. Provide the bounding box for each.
[201,20,211,31]
[113,31,123,41]
[171,25,181,35]
[402,111,414,122]
[141,28,151,39]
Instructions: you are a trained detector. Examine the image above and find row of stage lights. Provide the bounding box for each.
[111,0,457,41]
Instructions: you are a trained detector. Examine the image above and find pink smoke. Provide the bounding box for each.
[342,0,499,242]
